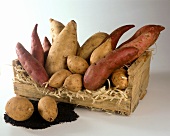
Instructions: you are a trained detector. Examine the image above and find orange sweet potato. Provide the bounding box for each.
[16,42,49,87]
[30,24,44,66]
[118,25,165,62]
[83,47,138,90]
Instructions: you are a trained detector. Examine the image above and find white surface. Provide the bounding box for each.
[0,0,170,136]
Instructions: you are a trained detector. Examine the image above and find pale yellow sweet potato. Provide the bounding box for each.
[63,74,83,92]
[67,55,89,74]
[77,32,108,60]
[49,18,65,43]
[90,38,112,64]
[45,20,78,76]
[48,69,72,88]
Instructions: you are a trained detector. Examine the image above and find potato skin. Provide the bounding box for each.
[67,55,89,74]
[63,74,83,92]
[38,96,58,122]
[49,69,72,88]
[5,96,34,121]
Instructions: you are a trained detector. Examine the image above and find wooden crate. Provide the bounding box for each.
[12,51,152,115]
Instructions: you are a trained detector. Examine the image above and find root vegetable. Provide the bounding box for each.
[90,25,135,64]
[83,47,138,90]
[118,25,165,62]
[43,36,51,63]
[111,68,128,89]
[16,42,49,87]
[38,96,58,122]
[30,24,44,66]
[49,18,65,42]
[67,55,89,74]
[5,96,34,121]
[45,20,78,76]
[49,69,72,88]
[63,74,83,92]
[77,32,109,60]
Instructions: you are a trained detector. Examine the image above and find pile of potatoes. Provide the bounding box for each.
[5,96,58,122]
[15,18,164,91]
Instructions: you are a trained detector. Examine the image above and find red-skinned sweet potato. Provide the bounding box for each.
[43,36,51,63]
[16,42,49,87]
[118,25,165,62]
[30,24,44,66]
[118,25,165,48]
[83,47,138,90]
[108,24,135,49]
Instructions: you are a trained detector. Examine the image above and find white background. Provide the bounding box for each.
[0,0,170,136]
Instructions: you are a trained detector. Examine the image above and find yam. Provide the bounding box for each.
[45,20,78,76]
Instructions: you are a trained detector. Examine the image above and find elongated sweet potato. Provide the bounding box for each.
[45,20,78,76]
[108,24,135,49]
[119,25,165,62]
[83,47,138,90]
[30,24,44,66]
[118,25,165,48]
[16,42,49,87]
[90,25,135,64]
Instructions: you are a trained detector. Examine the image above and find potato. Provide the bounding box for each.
[5,96,34,121]
[67,55,89,74]
[77,32,108,60]
[63,74,83,92]
[45,20,78,76]
[49,69,72,88]
[38,96,58,122]
[90,38,112,64]
[111,68,128,89]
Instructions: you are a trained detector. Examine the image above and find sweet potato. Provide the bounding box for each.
[119,25,165,62]
[16,42,49,87]
[83,47,138,90]
[118,25,165,48]
[90,38,112,64]
[49,18,65,43]
[30,24,44,66]
[77,32,109,60]
[108,24,135,49]
[43,36,51,63]
[90,25,135,64]
[45,20,78,76]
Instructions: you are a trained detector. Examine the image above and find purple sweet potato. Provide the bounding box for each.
[83,47,138,90]
[16,42,49,87]
[30,24,44,66]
